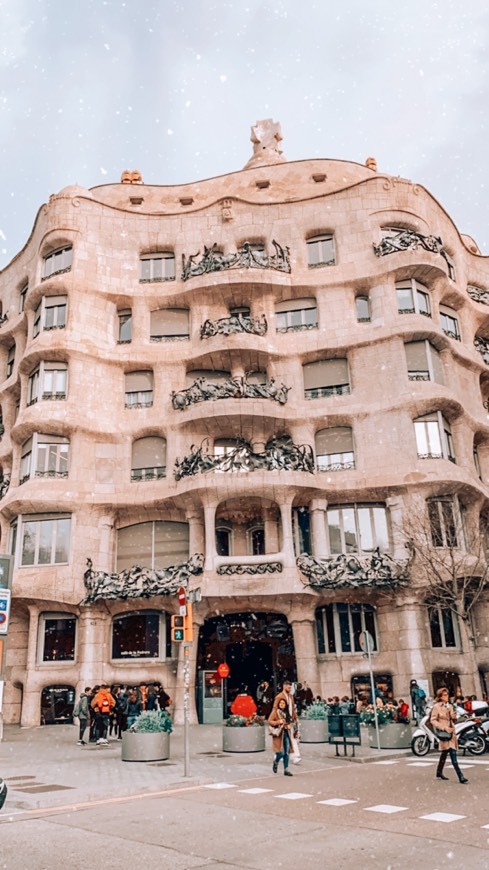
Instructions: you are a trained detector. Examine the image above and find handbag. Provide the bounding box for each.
[268,723,284,738]
[434,728,452,741]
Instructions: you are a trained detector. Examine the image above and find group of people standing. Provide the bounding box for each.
[73,682,172,745]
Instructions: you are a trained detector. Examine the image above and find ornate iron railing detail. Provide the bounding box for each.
[0,313,8,326]
[408,371,430,381]
[474,336,489,365]
[373,229,450,269]
[0,476,10,499]
[217,562,283,575]
[317,459,355,472]
[172,373,290,410]
[200,312,267,339]
[467,285,489,305]
[174,435,315,481]
[182,240,290,280]
[297,550,409,589]
[82,553,204,603]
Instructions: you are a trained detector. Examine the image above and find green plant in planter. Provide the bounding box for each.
[132,710,173,733]
[301,701,329,720]
[359,706,395,726]
[225,714,265,727]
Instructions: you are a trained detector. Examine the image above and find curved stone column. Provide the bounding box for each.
[76,606,109,696]
[290,615,320,697]
[20,604,40,727]
[173,613,203,725]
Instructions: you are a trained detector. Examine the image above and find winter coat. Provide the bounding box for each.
[268,706,290,752]
[430,701,458,750]
[74,693,90,720]
[91,688,115,715]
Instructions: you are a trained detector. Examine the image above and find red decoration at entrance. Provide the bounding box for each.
[217,663,230,678]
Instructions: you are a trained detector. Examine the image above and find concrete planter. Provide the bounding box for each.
[365,722,413,749]
[121,730,170,762]
[299,718,329,743]
[222,725,266,753]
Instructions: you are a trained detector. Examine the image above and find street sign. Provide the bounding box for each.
[177,586,187,616]
[217,663,230,678]
[359,630,374,654]
[0,590,11,636]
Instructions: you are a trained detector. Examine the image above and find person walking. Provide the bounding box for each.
[431,687,468,784]
[268,679,298,777]
[73,687,91,745]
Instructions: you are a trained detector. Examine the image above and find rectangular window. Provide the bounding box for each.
[307,235,335,267]
[118,309,132,343]
[36,436,69,479]
[150,309,189,342]
[19,283,28,313]
[43,246,72,279]
[427,498,461,548]
[140,253,175,282]
[6,345,15,379]
[125,371,153,408]
[429,606,458,648]
[42,362,68,400]
[19,515,71,566]
[396,279,431,317]
[41,615,76,662]
[327,504,390,555]
[316,603,377,655]
[414,412,455,462]
[275,298,318,333]
[44,296,67,330]
[440,305,461,341]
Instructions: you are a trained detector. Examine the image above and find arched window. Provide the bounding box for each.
[131,437,166,481]
[303,359,350,399]
[316,427,354,471]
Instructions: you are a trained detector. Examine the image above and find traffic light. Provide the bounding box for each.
[171,614,185,642]
[184,601,193,643]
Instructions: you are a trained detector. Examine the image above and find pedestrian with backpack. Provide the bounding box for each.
[73,687,91,745]
[91,684,116,745]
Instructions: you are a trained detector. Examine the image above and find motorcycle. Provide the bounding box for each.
[411,706,486,756]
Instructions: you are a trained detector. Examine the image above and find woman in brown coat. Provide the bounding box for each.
[268,697,294,776]
[431,687,468,784]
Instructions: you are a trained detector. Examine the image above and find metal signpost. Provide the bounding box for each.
[0,556,13,743]
[360,629,381,751]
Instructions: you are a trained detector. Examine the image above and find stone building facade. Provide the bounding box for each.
[1,120,489,726]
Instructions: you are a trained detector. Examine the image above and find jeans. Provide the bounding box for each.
[274,729,291,770]
[96,714,110,740]
[437,748,464,780]
[78,719,88,741]
[127,715,138,729]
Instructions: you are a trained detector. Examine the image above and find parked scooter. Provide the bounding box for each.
[411,705,486,756]
[0,777,7,811]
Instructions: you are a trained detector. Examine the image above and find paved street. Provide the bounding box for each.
[1,726,489,868]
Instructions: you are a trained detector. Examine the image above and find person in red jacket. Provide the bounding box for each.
[231,688,257,719]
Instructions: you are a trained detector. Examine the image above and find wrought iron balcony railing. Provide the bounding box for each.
[297,550,409,589]
[174,436,314,481]
[182,240,290,281]
[200,313,267,339]
[82,553,204,603]
[172,373,290,410]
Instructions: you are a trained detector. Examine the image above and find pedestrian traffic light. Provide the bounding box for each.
[184,601,193,643]
[171,614,185,642]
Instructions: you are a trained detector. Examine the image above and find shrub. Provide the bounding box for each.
[301,701,329,720]
[359,706,395,726]
[133,709,173,733]
[225,713,265,727]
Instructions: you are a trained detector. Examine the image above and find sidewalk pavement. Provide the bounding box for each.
[0,723,411,814]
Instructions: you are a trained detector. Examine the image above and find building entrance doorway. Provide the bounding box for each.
[196,611,296,721]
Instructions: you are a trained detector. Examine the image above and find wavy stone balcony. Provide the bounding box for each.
[200,313,267,339]
[82,553,204,603]
[373,228,452,275]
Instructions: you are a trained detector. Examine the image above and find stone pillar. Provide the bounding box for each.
[173,613,203,725]
[310,498,329,557]
[97,516,114,573]
[203,503,216,571]
[386,495,408,559]
[394,599,431,693]
[290,615,320,697]
[186,509,205,556]
[264,507,279,554]
[20,604,40,727]
[76,606,109,695]
[279,498,295,568]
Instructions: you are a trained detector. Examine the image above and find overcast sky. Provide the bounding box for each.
[1,0,489,268]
